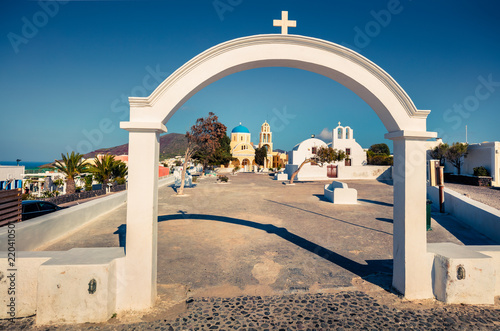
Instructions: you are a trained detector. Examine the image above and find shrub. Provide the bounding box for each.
[218,175,228,182]
[22,193,35,200]
[84,175,93,192]
[473,166,489,177]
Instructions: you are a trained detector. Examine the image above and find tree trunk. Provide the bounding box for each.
[66,177,76,195]
[178,148,191,195]
[290,159,312,184]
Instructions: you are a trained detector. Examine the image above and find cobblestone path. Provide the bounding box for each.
[3,291,499,330]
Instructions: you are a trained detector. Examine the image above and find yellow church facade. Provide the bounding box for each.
[228,121,274,171]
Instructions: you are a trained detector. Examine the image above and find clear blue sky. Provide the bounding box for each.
[1,0,499,161]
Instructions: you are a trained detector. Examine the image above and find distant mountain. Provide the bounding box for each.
[41,133,188,168]
[274,148,287,154]
[82,133,188,160]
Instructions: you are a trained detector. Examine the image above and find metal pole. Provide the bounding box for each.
[438,165,445,213]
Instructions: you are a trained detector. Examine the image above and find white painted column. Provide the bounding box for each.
[118,122,167,310]
[386,131,436,300]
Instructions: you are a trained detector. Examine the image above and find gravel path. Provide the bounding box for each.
[444,183,500,210]
[3,291,500,330]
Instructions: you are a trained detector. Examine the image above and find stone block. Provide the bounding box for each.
[467,245,500,296]
[275,173,288,181]
[36,247,125,325]
[0,251,63,319]
[324,181,357,204]
[428,243,495,304]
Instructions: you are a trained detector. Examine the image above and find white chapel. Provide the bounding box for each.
[283,122,391,181]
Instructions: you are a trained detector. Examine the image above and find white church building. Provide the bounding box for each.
[284,122,391,181]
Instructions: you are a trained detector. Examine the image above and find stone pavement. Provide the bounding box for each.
[3,291,500,330]
[2,173,499,329]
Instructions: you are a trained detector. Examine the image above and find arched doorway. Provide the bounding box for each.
[241,158,250,172]
[119,34,436,310]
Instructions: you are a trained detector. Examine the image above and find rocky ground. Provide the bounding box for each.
[445,182,500,210]
[3,291,500,330]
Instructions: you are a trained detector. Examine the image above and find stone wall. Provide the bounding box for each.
[444,174,492,187]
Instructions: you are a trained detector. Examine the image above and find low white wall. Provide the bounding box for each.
[0,176,174,251]
[427,186,500,243]
[284,164,391,181]
[338,165,392,180]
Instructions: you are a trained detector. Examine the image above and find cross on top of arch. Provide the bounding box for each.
[273,11,296,35]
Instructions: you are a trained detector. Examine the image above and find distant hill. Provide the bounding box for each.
[82,133,188,160]
[42,133,188,168]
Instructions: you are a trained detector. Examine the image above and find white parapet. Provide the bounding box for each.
[428,243,495,305]
[36,247,125,325]
[0,251,65,319]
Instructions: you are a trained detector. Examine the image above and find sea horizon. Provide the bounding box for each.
[0,161,52,169]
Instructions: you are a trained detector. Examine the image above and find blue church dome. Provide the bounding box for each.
[232,123,250,134]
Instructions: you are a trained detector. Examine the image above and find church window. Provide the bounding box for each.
[346,128,350,139]
[311,147,317,154]
[338,128,343,139]
[346,148,351,155]
[241,136,243,141]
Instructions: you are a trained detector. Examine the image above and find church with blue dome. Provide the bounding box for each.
[228,121,274,171]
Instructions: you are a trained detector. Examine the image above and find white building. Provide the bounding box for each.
[284,122,390,181]
[329,122,367,166]
[426,139,499,187]
[285,138,329,180]
[0,165,24,190]
[463,142,499,186]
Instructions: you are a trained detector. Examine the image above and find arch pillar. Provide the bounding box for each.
[385,130,436,299]
[118,121,167,310]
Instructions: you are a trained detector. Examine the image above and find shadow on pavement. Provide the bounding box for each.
[358,199,393,207]
[155,213,394,292]
[265,199,392,236]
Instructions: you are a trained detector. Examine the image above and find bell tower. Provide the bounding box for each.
[258,120,273,152]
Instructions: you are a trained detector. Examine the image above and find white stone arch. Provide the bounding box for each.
[119,34,436,311]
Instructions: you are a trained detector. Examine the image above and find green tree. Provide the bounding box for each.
[90,155,115,188]
[254,146,268,168]
[52,178,64,189]
[429,143,450,164]
[90,155,128,187]
[178,112,227,195]
[445,142,468,175]
[111,160,128,184]
[54,152,88,195]
[208,135,234,167]
[84,175,93,192]
[369,143,390,155]
[290,147,346,184]
[193,135,233,168]
[367,143,393,165]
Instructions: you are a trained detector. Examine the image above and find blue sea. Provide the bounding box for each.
[0,161,51,170]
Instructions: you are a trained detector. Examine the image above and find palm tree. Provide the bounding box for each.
[111,160,128,185]
[54,152,88,195]
[90,154,116,188]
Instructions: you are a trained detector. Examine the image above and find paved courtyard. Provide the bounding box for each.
[4,173,499,329]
